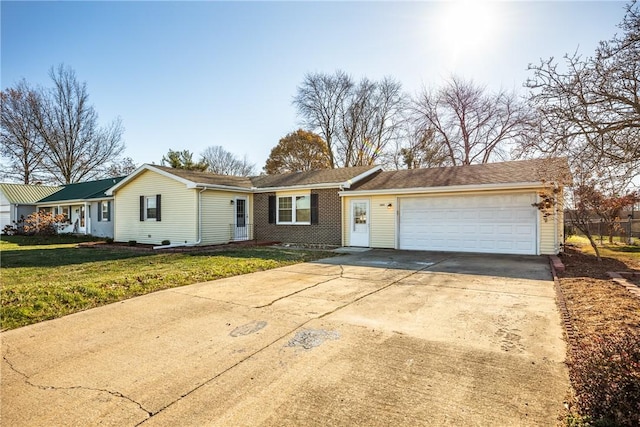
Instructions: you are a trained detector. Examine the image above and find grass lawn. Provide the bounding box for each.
[1,235,335,331]
[565,235,640,269]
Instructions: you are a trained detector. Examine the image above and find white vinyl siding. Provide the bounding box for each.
[369,196,396,248]
[200,191,253,245]
[114,170,197,245]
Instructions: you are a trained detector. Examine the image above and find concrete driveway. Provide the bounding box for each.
[1,250,569,426]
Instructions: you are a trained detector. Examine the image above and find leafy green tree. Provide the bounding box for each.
[264,129,331,174]
[161,149,208,171]
[399,127,448,169]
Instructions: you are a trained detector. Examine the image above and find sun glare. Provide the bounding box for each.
[435,1,502,62]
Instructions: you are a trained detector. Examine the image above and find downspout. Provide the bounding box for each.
[153,187,206,249]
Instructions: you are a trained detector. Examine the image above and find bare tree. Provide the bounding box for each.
[293,70,353,168]
[339,77,405,167]
[200,145,255,176]
[524,2,640,191]
[264,129,331,174]
[294,71,406,168]
[0,80,45,183]
[105,157,137,177]
[32,65,125,184]
[412,76,528,166]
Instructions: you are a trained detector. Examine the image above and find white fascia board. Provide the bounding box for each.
[189,183,254,193]
[342,166,383,189]
[106,164,195,195]
[338,181,554,197]
[36,197,112,206]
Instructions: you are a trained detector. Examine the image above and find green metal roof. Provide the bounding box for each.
[0,183,61,204]
[38,177,126,203]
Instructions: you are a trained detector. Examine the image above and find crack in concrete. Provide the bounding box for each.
[254,273,343,308]
[139,261,438,424]
[3,346,153,419]
[317,264,438,320]
[167,289,251,307]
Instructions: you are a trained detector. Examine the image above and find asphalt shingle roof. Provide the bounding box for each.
[152,165,254,188]
[151,165,378,189]
[250,166,376,188]
[348,158,572,191]
[0,183,61,204]
[38,177,126,203]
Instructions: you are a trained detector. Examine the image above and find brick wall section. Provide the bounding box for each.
[253,188,342,245]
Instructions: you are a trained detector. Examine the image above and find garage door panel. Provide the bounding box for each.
[399,194,537,255]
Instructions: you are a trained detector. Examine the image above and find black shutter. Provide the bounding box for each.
[98,202,102,222]
[140,196,145,221]
[311,193,319,225]
[268,195,276,224]
[156,194,161,222]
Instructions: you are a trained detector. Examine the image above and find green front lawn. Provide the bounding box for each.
[1,236,334,331]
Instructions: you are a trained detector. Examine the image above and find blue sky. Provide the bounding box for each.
[1,1,628,172]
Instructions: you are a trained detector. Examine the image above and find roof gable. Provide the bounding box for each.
[348,158,571,192]
[38,177,126,203]
[0,183,61,204]
[108,164,255,194]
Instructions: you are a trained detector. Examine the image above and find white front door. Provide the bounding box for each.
[350,199,370,247]
[234,197,249,240]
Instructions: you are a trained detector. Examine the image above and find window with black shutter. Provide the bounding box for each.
[268,195,276,224]
[311,193,319,225]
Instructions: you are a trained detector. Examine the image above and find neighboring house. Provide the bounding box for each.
[106,164,380,247]
[37,177,125,238]
[0,183,61,232]
[621,199,640,220]
[340,158,571,255]
[107,158,570,255]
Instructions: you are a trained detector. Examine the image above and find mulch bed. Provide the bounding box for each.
[556,246,640,343]
[78,240,280,252]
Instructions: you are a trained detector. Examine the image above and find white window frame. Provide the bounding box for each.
[61,206,70,223]
[100,201,110,222]
[276,194,311,225]
[145,196,157,221]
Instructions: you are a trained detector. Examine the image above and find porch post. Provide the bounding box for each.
[85,202,90,235]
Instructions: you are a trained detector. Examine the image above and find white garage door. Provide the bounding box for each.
[399,193,537,255]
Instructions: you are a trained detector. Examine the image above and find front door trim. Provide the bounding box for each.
[350,199,370,247]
